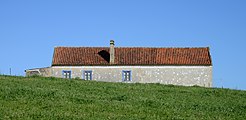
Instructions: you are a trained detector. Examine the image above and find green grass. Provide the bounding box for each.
[0,75,246,120]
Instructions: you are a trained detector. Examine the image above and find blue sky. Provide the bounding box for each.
[0,1,246,90]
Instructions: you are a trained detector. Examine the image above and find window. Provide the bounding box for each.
[83,70,92,80]
[63,70,71,79]
[122,70,131,81]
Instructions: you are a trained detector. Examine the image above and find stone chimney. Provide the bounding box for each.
[110,40,115,64]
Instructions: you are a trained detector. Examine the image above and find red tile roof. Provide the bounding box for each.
[52,47,212,66]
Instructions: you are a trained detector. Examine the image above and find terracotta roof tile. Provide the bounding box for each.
[52,47,212,66]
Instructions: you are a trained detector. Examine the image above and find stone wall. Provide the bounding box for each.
[50,66,212,87]
[25,67,51,77]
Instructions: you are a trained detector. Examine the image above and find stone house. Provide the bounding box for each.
[25,40,212,87]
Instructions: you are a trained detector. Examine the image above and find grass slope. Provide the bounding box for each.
[0,75,246,120]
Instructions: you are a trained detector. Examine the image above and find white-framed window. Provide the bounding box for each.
[83,70,92,80]
[122,70,131,81]
[63,70,71,79]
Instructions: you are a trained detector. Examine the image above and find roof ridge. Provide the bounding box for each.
[115,47,209,49]
[54,46,210,49]
[55,46,109,48]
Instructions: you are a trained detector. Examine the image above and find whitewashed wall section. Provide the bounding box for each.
[50,66,212,87]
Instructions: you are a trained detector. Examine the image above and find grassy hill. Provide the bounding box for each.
[0,75,246,119]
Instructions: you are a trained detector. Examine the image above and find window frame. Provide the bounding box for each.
[122,70,132,82]
[62,70,72,79]
[83,70,93,80]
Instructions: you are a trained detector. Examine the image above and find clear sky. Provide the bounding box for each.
[0,0,245,90]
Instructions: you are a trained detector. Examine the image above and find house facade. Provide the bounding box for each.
[25,40,212,87]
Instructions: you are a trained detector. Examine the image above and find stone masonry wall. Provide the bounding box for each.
[50,66,212,87]
[26,67,51,77]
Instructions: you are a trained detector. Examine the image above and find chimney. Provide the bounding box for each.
[110,40,115,64]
